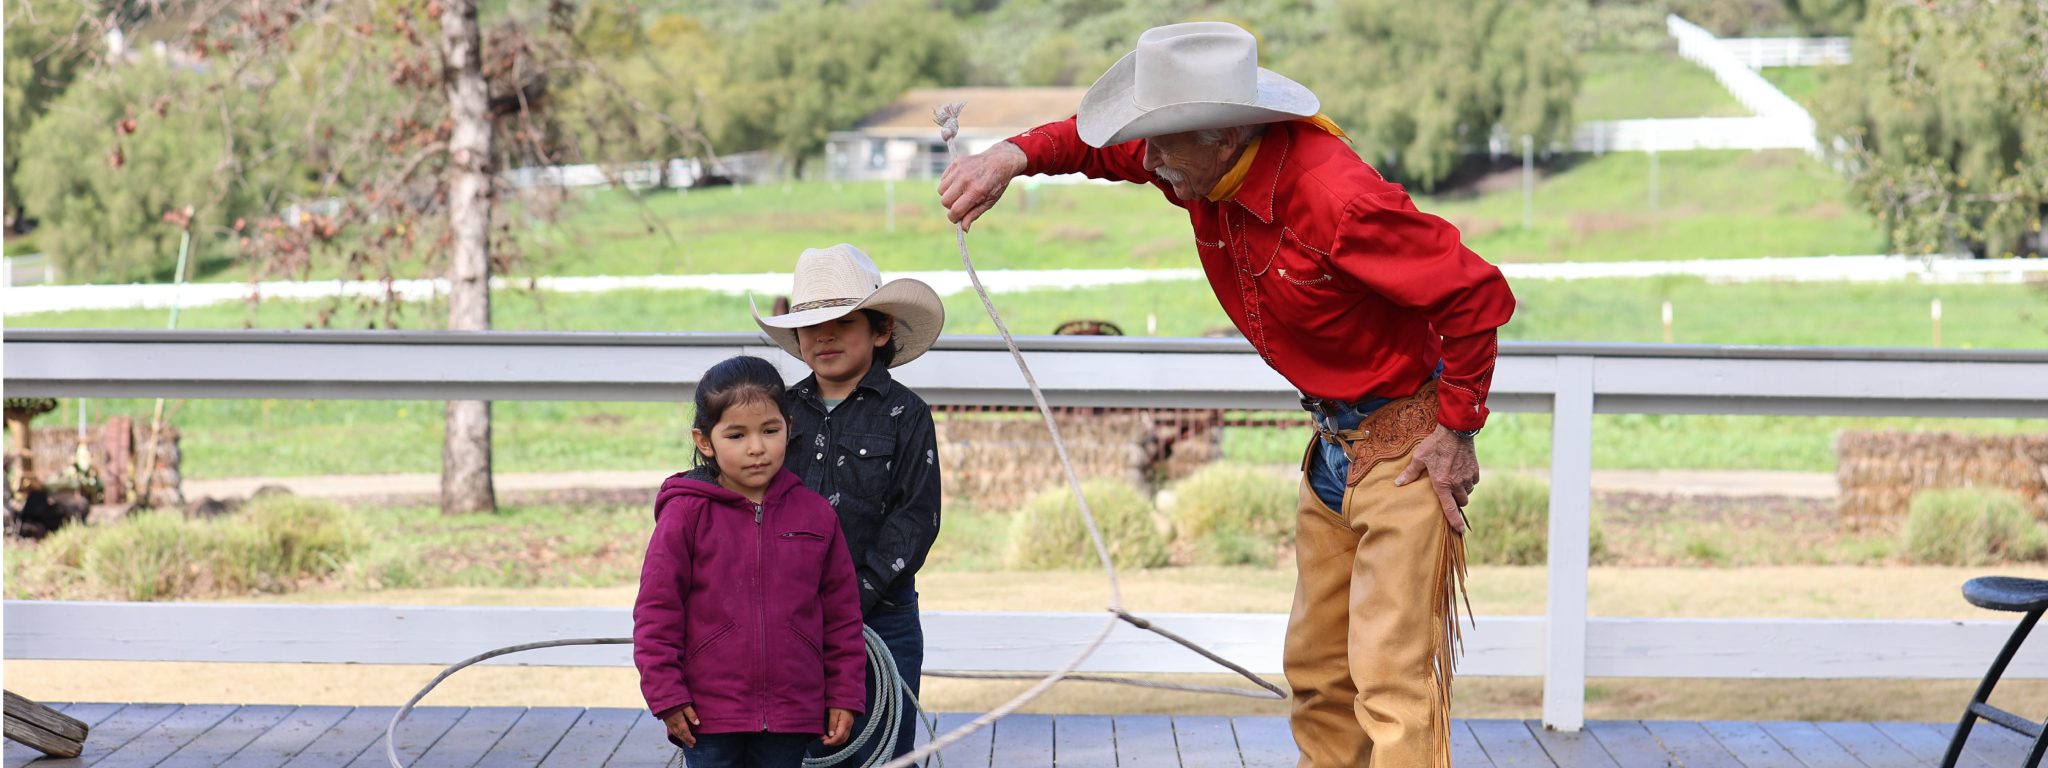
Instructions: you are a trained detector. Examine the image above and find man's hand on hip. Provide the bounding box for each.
[1393,425,1479,533]
[937,141,1027,232]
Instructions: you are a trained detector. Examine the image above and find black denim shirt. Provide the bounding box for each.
[784,365,942,615]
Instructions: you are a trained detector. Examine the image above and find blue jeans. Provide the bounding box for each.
[1307,398,1392,511]
[810,580,924,763]
[683,732,814,768]
[1306,365,1444,511]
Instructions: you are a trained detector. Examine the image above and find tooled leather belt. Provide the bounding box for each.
[1304,379,1441,487]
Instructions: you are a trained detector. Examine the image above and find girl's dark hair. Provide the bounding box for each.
[860,309,901,370]
[692,356,789,474]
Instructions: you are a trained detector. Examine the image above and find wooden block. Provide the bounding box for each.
[5,690,88,743]
[4,713,83,759]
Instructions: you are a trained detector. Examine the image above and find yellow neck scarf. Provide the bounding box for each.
[1206,135,1264,202]
[1206,113,1350,202]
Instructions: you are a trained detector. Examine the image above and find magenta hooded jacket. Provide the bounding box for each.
[633,467,867,735]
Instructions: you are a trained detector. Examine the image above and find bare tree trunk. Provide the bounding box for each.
[439,0,496,515]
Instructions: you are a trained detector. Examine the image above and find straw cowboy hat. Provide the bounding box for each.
[752,244,945,368]
[1077,21,1320,148]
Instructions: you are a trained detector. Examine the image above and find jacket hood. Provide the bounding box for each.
[655,466,802,520]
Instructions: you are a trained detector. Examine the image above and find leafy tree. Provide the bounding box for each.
[558,12,721,173]
[1781,0,1865,35]
[1293,0,1580,191]
[717,0,966,174]
[16,61,290,282]
[30,0,698,514]
[4,0,90,232]
[1818,0,2047,257]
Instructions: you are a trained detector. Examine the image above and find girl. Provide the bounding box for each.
[634,355,866,768]
[753,244,945,763]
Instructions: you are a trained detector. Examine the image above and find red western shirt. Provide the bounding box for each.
[1006,117,1515,431]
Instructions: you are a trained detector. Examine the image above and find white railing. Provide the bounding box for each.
[1719,36,1852,69]
[14,257,2045,319]
[1573,117,1816,153]
[1667,14,1819,156]
[500,158,716,191]
[5,331,2048,731]
[1668,15,1815,123]
[2,252,56,287]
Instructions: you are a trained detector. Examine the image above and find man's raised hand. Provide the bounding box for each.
[938,142,1028,232]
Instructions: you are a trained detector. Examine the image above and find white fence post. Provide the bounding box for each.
[1543,356,1595,731]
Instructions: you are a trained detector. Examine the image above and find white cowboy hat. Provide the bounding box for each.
[1076,21,1320,148]
[751,243,945,368]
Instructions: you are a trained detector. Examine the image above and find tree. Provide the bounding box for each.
[717,0,966,174]
[1818,0,2048,257]
[4,0,89,232]
[1291,0,1580,192]
[437,0,497,514]
[16,60,291,282]
[1781,0,1865,35]
[558,12,722,176]
[39,0,702,513]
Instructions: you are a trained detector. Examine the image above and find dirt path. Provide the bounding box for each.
[184,467,1838,502]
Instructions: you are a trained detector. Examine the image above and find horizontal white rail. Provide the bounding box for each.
[1719,36,1851,68]
[1573,117,1815,153]
[7,602,2046,681]
[1666,14,1820,157]
[5,332,2044,418]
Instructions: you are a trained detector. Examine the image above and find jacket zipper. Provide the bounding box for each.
[753,500,768,732]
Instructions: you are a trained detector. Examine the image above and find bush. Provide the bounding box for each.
[1902,488,2045,566]
[7,495,364,600]
[16,60,292,282]
[1005,479,1170,570]
[1168,463,1296,566]
[1464,474,1606,566]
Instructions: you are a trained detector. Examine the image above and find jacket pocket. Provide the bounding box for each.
[834,433,896,499]
[685,620,736,661]
[1255,229,1336,290]
[787,619,823,660]
[774,529,827,590]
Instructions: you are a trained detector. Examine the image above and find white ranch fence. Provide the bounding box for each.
[6,331,2047,731]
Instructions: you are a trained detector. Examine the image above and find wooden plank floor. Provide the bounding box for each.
[0,705,2019,767]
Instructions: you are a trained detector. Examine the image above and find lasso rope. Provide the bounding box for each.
[383,101,1282,768]
[874,102,1283,768]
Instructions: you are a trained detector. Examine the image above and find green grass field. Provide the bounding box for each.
[1432,150,1885,262]
[1574,50,1750,121]
[1762,66,1828,109]
[554,150,1881,269]
[131,145,1882,286]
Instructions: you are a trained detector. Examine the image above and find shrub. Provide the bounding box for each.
[1902,488,2045,566]
[1464,474,1606,566]
[1005,479,1170,570]
[7,494,364,600]
[1167,463,1296,566]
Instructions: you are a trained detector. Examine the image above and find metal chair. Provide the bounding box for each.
[1944,576,2048,767]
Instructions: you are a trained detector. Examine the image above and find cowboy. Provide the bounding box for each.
[937,22,1515,768]
[753,244,947,764]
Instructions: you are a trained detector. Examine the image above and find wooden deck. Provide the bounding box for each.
[2,703,2034,767]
